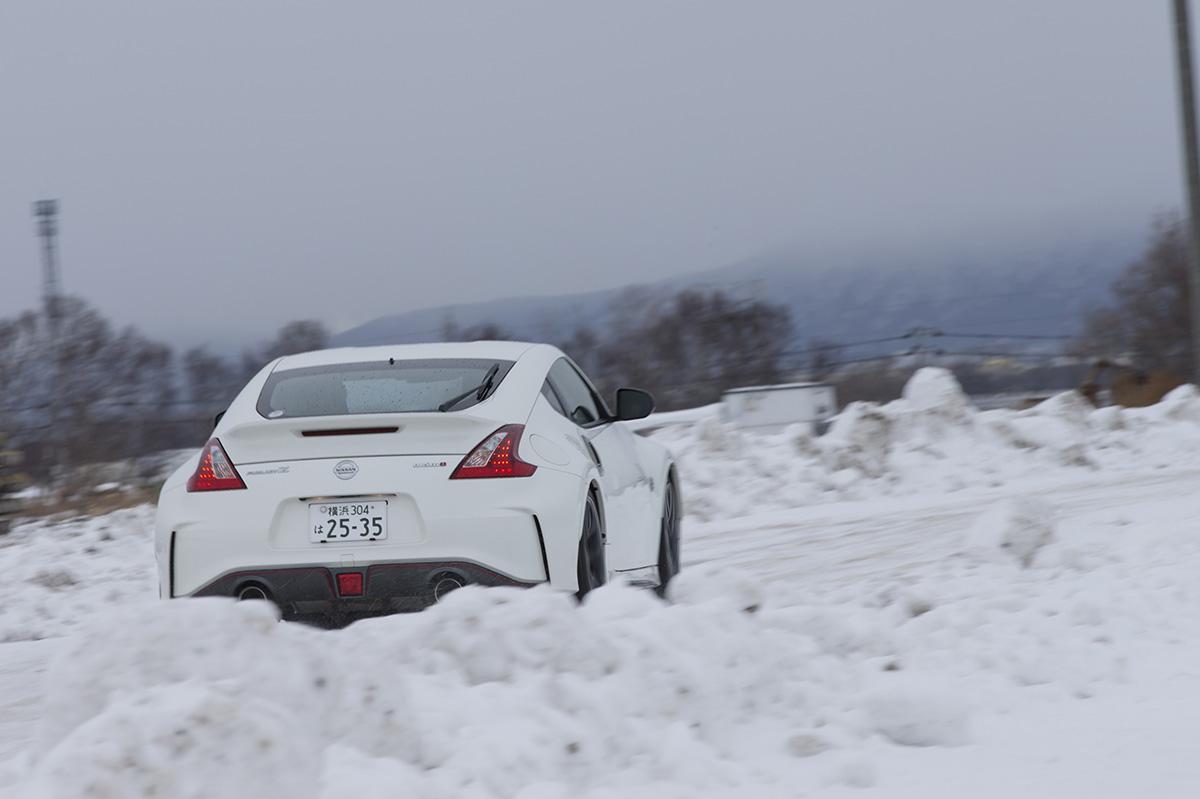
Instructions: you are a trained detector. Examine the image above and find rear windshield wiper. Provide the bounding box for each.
[438,363,501,412]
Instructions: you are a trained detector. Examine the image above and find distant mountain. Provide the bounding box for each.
[333,231,1142,355]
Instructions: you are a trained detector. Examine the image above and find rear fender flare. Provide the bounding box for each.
[541,472,603,593]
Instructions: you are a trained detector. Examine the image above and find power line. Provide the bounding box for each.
[781,328,1072,362]
[780,334,924,358]
[938,331,1071,341]
[932,350,1070,360]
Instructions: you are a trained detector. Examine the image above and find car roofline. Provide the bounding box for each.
[272,341,545,372]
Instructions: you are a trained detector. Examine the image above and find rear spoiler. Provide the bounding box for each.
[219,412,507,464]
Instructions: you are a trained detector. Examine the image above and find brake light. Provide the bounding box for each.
[186,438,247,492]
[450,424,537,479]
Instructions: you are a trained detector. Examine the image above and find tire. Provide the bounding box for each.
[575,491,607,600]
[656,477,680,595]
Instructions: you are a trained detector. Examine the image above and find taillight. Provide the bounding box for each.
[186,438,247,492]
[450,424,537,479]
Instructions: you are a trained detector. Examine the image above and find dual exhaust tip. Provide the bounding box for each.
[433,574,465,602]
[235,574,467,603]
[237,584,269,602]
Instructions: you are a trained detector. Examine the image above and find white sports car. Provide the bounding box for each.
[155,342,680,624]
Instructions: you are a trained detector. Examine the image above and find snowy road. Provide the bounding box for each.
[0,640,57,761]
[684,466,1200,797]
[687,466,1200,586]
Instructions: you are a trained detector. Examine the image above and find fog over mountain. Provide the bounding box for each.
[334,227,1143,353]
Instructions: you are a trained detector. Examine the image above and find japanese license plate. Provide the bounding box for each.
[309,501,388,543]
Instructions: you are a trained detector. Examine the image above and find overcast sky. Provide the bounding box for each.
[0,1,1185,349]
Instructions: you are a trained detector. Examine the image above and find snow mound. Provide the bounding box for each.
[23,684,319,799]
[1149,383,1200,423]
[0,506,157,643]
[964,498,1056,568]
[863,674,971,747]
[651,372,1200,521]
[666,560,765,613]
[822,403,893,478]
[32,598,416,764]
[900,367,971,417]
[15,578,1030,797]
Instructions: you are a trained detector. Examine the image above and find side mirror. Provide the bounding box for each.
[213,410,226,429]
[615,388,655,421]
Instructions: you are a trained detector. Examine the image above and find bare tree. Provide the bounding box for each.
[1078,214,1192,375]
[666,290,789,406]
[0,297,181,466]
[269,320,330,357]
[806,339,843,381]
[183,347,242,410]
[441,316,513,342]
[242,320,330,377]
[559,325,603,377]
[0,305,366,473]
[572,288,793,410]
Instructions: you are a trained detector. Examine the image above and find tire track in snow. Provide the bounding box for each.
[683,468,1200,588]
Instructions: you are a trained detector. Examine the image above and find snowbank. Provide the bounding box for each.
[651,368,1200,521]
[26,587,835,797]
[6,369,1200,795]
[11,500,1200,799]
[0,506,157,643]
[26,683,319,799]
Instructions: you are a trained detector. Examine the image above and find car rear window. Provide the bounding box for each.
[256,359,516,418]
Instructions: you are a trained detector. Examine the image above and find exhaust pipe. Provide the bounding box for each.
[237,585,268,601]
[433,574,466,602]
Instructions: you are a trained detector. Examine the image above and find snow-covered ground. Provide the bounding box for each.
[3,369,1200,797]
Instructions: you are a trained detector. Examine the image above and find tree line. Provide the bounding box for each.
[446,287,795,411]
[3,210,1187,476]
[1077,214,1194,378]
[0,287,796,474]
[0,302,332,474]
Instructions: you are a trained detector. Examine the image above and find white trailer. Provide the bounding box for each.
[720,382,838,434]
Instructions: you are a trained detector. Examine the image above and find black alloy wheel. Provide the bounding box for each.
[576,492,607,600]
[656,478,680,595]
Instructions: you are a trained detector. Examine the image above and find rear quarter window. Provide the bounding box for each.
[546,359,609,427]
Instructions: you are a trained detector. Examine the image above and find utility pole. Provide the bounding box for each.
[32,200,64,479]
[1172,0,1200,383]
[33,200,61,326]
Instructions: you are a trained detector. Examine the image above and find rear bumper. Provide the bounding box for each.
[156,464,590,596]
[193,560,536,626]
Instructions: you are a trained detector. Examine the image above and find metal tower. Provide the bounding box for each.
[33,200,62,327]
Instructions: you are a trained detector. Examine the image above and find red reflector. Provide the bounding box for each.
[337,572,364,597]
